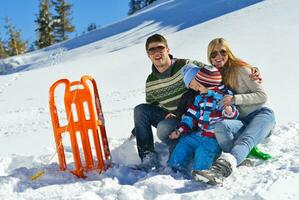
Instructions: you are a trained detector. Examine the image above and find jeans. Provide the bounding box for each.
[215,107,276,165]
[134,103,179,160]
[168,133,221,175]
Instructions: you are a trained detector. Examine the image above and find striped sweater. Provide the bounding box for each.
[177,85,239,138]
[145,57,207,112]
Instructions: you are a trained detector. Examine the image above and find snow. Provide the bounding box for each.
[1,0,299,199]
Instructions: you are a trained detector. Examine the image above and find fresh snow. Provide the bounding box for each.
[1,0,299,199]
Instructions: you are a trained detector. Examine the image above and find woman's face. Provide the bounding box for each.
[210,44,228,69]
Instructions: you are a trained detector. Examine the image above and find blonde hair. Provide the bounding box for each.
[207,38,251,90]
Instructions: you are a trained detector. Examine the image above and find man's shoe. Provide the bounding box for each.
[137,152,159,171]
[248,146,271,160]
[192,153,237,185]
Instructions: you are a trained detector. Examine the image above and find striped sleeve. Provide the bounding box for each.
[220,85,239,119]
[222,105,239,119]
[177,104,200,134]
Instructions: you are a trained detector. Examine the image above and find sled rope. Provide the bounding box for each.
[30,87,80,181]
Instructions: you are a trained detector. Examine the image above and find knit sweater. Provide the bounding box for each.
[233,67,270,118]
[177,85,239,138]
[145,57,207,112]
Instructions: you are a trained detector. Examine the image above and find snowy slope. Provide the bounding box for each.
[1,0,299,199]
[0,0,261,74]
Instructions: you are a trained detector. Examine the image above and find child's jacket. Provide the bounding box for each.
[176,85,239,138]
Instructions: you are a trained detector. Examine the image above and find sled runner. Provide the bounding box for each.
[49,75,111,178]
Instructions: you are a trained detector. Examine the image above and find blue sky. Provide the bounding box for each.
[0,0,129,45]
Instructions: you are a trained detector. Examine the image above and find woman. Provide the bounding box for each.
[192,38,276,185]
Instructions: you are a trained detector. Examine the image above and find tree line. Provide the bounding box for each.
[128,0,157,15]
[0,0,75,59]
[0,0,157,59]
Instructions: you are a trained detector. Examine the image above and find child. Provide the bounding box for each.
[167,64,239,178]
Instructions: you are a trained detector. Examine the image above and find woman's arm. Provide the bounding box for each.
[234,67,267,105]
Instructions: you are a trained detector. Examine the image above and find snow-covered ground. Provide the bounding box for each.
[1,0,299,199]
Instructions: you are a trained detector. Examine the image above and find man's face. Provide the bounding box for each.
[147,42,170,69]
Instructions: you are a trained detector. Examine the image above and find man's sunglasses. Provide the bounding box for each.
[147,45,166,55]
[210,49,227,59]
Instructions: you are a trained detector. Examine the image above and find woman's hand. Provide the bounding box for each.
[224,105,233,115]
[169,130,180,140]
[250,67,263,83]
[222,95,234,106]
[165,113,176,119]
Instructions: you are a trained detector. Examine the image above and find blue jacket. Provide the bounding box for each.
[177,85,239,138]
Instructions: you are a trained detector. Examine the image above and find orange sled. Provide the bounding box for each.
[49,75,111,178]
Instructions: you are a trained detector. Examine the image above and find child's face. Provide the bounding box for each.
[189,78,208,93]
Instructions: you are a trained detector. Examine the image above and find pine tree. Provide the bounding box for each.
[128,0,142,15]
[87,23,97,32]
[128,0,157,15]
[52,0,75,42]
[144,0,157,6]
[35,0,55,49]
[4,17,27,56]
[0,37,9,59]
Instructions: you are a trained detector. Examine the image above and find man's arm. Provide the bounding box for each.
[188,60,209,68]
[174,90,196,119]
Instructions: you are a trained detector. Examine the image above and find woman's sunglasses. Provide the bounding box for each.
[210,49,227,59]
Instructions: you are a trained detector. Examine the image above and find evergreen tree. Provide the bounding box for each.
[87,23,97,32]
[35,0,55,49]
[128,0,157,15]
[144,0,157,6]
[52,0,75,42]
[4,17,27,56]
[0,37,9,59]
[128,0,142,15]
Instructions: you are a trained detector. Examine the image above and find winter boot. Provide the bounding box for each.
[248,146,271,160]
[192,153,237,185]
[137,152,160,171]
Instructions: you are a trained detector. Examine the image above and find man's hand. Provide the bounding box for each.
[222,95,234,106]
[165,113,176,119]
[250,67,262,83]
[169,130,180,140]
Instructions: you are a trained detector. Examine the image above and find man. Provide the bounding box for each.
[132,34,207,170]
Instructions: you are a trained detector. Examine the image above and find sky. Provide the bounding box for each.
[0,0,129,44]
[0,0,299,199]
